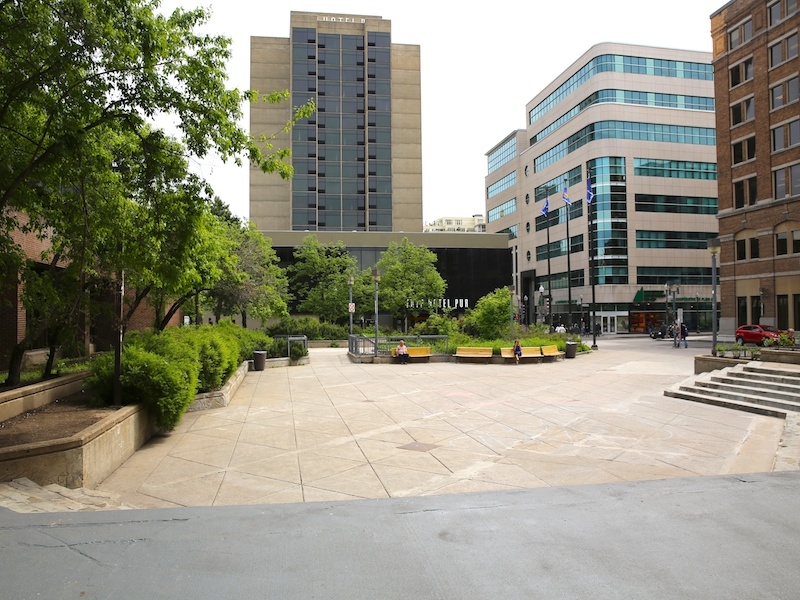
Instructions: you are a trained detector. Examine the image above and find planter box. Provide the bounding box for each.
[694,355,750,374]
[0,403,156,489]
[0,372,90,422]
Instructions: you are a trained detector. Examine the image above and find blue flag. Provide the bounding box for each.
[586,175,594,204]
[541,197,549,217]
[562,185,571,205]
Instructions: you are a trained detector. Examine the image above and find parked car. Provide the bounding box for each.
[734,324,782,345]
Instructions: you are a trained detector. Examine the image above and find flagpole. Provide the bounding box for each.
[587,167,598,350]
[564,177,572,330]
[543,196,553,332]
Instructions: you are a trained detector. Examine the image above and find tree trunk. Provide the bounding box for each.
[43,342,58,378]
[241,310,247,328]
[4,342,27,386]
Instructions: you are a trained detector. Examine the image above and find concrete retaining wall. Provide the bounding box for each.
[0,372,90,422]
[0,403,155,489]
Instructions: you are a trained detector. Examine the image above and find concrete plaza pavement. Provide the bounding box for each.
[3,335,800,599]
[95,334,785,509]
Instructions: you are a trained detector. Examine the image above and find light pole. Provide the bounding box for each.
[695,293,700,333]
[707,238,720,356]
[508,284,515,340]
[563,177,573,329]
[523,295,528,326]
[580,295,583,334]
[372,268,380,357]
[348,275,355,336]
[538,284,544,324]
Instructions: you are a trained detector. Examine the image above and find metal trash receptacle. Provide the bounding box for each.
[565,341,577,359]
[253,351,267,371]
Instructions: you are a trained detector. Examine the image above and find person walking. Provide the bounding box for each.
[396,339,410,364]
[681,322,689,348]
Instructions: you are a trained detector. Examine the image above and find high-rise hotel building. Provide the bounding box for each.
[249,12,423,233]
[711,0,800,333]
[485,43,719,333]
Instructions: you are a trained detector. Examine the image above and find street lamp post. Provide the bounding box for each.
[538,284,545,324]
[695,293,700,333]
[372,268,380,357]
[348,275,355,337]
[707,238,720,356]
[508,284,515,340]
[523,295,528,326]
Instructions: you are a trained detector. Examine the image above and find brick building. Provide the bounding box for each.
[711,0,800,333]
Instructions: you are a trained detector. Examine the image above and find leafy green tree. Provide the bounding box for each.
[375,238,446,332]
[289,235,358,323]
[204,222,289,327]
[0,0,314,383]
[462,288,515,340]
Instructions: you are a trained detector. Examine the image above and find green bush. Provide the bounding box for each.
[290,340,308,360]
[265,316,347,340]
[87,346,193,430]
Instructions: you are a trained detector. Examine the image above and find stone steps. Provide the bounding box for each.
[0,478,136,513]
[664,362,800,418]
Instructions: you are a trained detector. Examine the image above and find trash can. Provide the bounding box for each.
[565,341,578,359]
[253,350,266,371]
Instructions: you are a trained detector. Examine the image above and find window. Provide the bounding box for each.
[772,76,800,109]
[774,163,800,198]
[736,238,747,260]
[772,119,800,151]
[729,19,753,49]
[794,230,800,253]
[732,137,756,164]
[777,231,789,255]
[734,176,758,208]
[770,33,799,68]
[730,58,754,87]
[769,0,799,26]
[731,97,755,125]
[751,237,760,259]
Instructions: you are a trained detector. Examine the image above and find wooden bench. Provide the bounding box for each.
[390,346,431,362]
[454,347,493,363]
[541,345,566,361]
[500,346,543,364]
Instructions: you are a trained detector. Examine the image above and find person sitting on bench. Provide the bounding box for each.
[396,340,409,364]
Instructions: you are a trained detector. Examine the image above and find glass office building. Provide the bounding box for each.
[485,43,719,334]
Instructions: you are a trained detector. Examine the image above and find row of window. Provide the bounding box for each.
[292,28,390,48]
[291,209,392,231]
[772,75,800,109]
[729,2,798,51]
[487,136,517,174]
[530,89,714,146]
[635,230,717,249]
[488,198,517,222]
[773,118,800,151]
[770,32,798,67]
[535,121,716,172]
[533,167,582,202]
[635,194,718,214]
[771,0,799,26]
[487,172,516,199]
[732,164,800,208]
[528,54,713,125]
[292,194,392,211]
[633,158,718,179]
[731,96,754,126]
[737,229,800,260]
[732,136,756,164]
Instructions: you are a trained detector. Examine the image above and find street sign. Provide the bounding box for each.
[348,303,355,313]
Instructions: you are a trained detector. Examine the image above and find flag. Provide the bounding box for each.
[541,197,549,217]
[586,175,594,205]
[562,185,571,205]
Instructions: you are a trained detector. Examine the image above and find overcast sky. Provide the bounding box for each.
[157,0,725,224]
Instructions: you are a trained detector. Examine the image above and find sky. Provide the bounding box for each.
[157,0,726,224]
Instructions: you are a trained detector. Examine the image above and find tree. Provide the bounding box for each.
[375,238,446,332]
[288,235,358,323]
[0,0,314,383]
[462,288,515,340]
[204,221,289,327]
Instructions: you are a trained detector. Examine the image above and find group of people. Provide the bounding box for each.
[674,322,689,348]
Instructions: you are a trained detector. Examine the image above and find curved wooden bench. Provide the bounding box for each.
[454,347,493,363]
[500,346,543,363]
[391,346,431,362]
[541,345,566,361]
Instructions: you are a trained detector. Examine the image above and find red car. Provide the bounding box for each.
[734,324,782,345]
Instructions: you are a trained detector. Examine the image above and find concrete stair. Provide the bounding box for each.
[664,362,800,418]
[0,478,136,513]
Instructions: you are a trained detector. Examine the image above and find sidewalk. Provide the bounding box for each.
[93,335,784,509]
